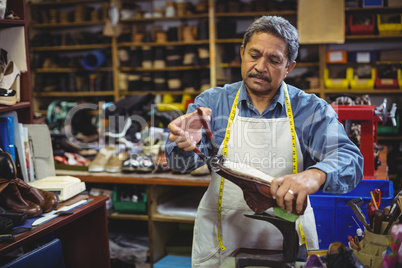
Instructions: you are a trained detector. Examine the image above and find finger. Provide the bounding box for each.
[175,132,197,151]
[295,192,308,214]
[270,177,284,199]
[284,190,295,213]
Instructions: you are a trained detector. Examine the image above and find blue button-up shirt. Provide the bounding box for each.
[165,81,364,194]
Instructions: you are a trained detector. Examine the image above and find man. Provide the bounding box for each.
[165,16,363,267]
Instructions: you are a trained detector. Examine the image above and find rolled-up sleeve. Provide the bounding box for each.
[301,104,364,194]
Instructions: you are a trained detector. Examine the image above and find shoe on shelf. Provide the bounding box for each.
[88,147,116,172]
[136,153,155,173]
[122,153,140,173]
[0,61,20,102]
[106,151,129,173]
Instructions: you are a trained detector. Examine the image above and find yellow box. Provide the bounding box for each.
[350,68,376,89]
[324,67,353,89]
[399,69,402,90]
[377,14,402,35]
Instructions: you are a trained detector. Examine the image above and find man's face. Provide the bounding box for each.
[240,32,295,96]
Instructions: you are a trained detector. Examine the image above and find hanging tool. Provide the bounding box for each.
[347,198,372,232]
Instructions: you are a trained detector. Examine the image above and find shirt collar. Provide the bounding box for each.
[239,81,285,112]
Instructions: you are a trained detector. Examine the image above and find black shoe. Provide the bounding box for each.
[0,206,27,226]
[0,216,13,234]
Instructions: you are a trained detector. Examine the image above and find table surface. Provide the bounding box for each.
[0,196,108,257]
[56,169,211,186]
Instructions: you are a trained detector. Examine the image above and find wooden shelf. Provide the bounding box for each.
[30,21,106,28]
[122,90,201,96]
[118,40,209,47]
[31,44,111,51]
[0,102,31,113]
[324,89,402,94]
[345,6,402,12]
[0,19,26,26]
[33,67,113,73]
[120,65,210,72]
[33,91,115,97]
[109,212,149,221]
[346,34,402,40]
[215,10,296,17]
[28,0,107,6]
[151,213,195,223]
[378,136,402,141]
[326,61,402,65]
[120,13,208,22]
[56,169,211,187]
[221,62,319,68]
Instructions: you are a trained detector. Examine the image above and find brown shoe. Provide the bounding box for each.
[0,149,16,181]
[0,181,42,218]
[15,178,59,213]
[214,158,307,215]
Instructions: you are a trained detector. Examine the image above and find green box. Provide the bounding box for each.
[112,185,147,214]
[378,114,400,136]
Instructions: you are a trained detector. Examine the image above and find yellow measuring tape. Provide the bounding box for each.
[217,83,307,250]
[284,84,308,249]
[218,87,241,251]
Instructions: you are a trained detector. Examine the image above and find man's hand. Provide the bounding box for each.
[168,107,212,151]
[270,169,326,214]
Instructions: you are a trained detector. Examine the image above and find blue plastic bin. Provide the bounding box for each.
[310,180,393,249]
[154,255,191,268]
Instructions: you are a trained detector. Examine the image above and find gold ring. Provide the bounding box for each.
[288,189,294,195]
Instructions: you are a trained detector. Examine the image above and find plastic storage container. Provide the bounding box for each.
[324,67,353,89]
[350,67,376,89]
[350,51,377,63]
[326,50,347,63]
[348,14,375,35]
[310,180,394,250]
[377,14,402,36]
[154,255,191,268]
[112,185,147,214]
[375,67,399,89]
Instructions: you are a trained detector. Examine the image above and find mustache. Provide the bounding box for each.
[247,72,271,83]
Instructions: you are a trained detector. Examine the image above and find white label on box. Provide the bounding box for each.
[380,79,394,85]
[329,51,343,62]
[357,52,370,63]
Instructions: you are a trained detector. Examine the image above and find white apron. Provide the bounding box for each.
[192,89,319,267]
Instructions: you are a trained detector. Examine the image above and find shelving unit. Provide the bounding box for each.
[56,169,208,267]
[27,0,115,112]
[25,0,402,266]
[0,0,33,123]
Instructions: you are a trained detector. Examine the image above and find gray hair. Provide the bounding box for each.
[242,16,299,66]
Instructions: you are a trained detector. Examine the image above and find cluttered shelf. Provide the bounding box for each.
[0,196,110,267]
[55,169,211,187]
